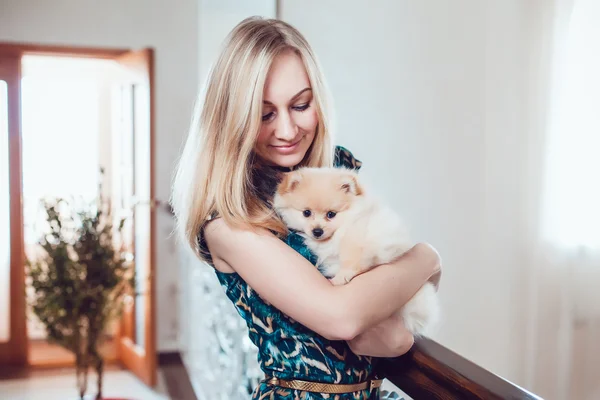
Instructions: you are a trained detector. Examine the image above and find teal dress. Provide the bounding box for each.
[200,146,382,400]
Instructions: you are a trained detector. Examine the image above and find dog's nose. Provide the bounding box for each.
[312,228,324,238]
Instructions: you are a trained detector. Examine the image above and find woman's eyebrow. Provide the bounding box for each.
[263,87,312,105]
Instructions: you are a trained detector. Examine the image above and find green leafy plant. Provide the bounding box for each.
[26,174,134,400]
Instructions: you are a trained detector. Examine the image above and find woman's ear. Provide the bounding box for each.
[340,171,363,196]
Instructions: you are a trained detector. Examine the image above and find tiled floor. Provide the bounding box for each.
[0,368,170,400]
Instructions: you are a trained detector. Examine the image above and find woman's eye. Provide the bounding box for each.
[326,211,336,219]
[303,209,312,218]
[292,103,310,112]
[262,111,275,122]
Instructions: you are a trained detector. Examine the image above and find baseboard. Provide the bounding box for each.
[157,338,181,353]
[158,351,198,400]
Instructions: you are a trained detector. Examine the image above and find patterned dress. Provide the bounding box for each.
[200,146,384,400]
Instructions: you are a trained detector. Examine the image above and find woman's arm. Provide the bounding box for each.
[204,219,441,341]
[347,313,414,357]
[347,267,442,357]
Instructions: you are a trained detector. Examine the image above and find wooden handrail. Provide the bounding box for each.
[377,337,543,400]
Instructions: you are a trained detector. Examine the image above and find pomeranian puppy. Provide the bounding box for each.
[273,167,439,337]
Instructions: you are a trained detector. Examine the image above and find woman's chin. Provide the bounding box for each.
[261,147,309,168]
[273,153,306,168]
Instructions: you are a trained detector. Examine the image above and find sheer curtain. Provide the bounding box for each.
[524,0,600,399]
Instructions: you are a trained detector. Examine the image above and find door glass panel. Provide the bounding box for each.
[113,84,137,343]
[133,84,150,349]
[115,82,150,349]
[0,80,10,343]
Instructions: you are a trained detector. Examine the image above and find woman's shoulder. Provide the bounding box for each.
[334,145,362,171]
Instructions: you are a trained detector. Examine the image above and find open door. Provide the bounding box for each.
[0,44,156,379]
[112,48,157,387]
[0,53,27,366]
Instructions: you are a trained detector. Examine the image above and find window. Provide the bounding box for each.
[541,0,600,250]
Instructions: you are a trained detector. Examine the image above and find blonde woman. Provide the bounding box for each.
[172,17,442,400]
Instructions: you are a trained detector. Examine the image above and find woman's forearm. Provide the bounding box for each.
[347,313,414,357]
[334,243,441,339]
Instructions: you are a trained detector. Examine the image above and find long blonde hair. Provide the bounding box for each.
[172,16,335,259]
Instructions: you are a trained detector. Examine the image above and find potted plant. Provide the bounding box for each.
[26,173,134,400]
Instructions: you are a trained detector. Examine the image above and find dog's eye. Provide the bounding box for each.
[326,211,337,219]
[303,209,312,217]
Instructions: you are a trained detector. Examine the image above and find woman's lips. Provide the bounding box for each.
[271,136,303,154]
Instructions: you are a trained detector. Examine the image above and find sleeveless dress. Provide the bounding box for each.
[199,146,383,400]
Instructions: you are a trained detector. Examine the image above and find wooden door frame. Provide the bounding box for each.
[0,42,155,375]
[0,42,129,59]
[0,53,26,366]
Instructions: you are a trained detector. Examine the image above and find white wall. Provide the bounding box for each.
[197,0,276,83]
[0,0,199,351]
[281,0,531,386]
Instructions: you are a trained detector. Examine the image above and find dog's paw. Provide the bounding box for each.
[329,270,356,286]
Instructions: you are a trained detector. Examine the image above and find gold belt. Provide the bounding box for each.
[265,375,383,394]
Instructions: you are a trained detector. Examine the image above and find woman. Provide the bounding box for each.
[172,16,441,399]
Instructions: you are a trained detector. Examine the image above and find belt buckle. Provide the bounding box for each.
[267,376,280,386]
[369,379,381,391]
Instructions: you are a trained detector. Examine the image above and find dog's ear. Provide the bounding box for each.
[340,171,362,196]
[279,170,302,193]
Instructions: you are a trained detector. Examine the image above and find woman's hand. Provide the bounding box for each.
[347,313,414,358]
[346,243,441,357]
[406,242,442,290]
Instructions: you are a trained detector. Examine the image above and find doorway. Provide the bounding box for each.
[0,43,157,387]
[21,54,119,367]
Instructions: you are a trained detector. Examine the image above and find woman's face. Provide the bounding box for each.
[255,50,318,168]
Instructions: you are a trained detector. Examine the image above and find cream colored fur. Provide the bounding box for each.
[273,167,440,337]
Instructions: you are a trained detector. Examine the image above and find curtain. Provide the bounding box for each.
[524,0,600,399]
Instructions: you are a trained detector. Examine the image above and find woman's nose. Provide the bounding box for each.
[274,111,297,141]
